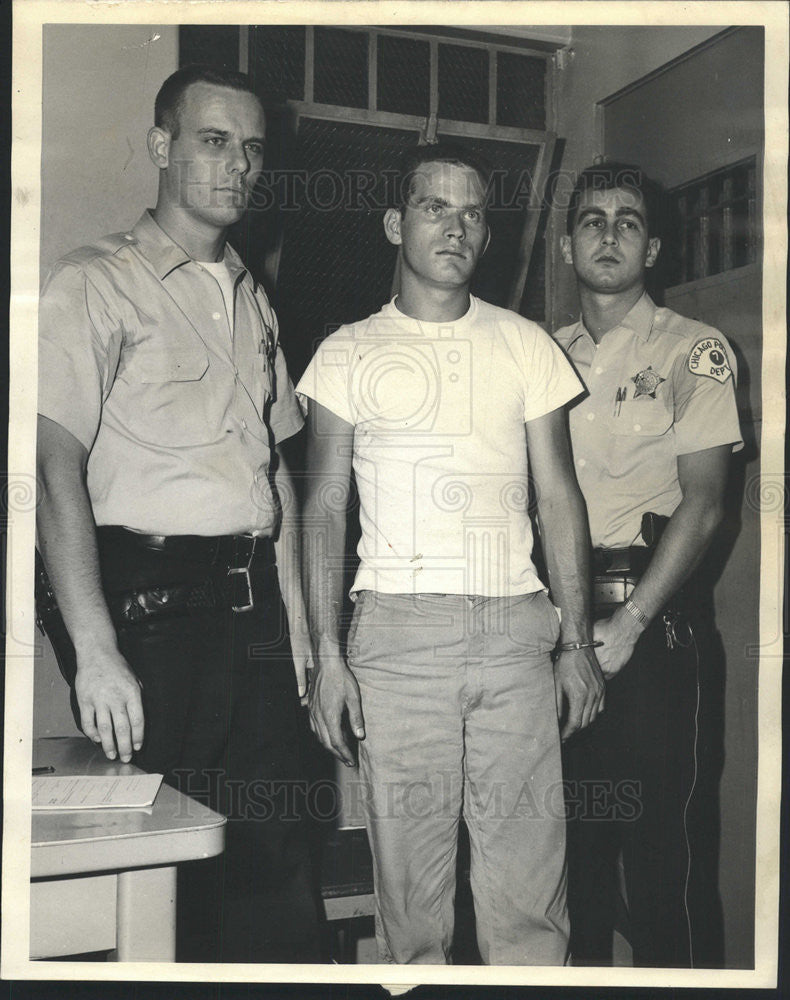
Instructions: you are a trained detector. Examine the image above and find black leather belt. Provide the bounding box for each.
[35,530,280,686]
[96,526,275,568]
[39,528,279,624]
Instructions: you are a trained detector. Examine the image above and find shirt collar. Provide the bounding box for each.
[564,291,657,349]
[129,210,249,283]
[617,292,657,342]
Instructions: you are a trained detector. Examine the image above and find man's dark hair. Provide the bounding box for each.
[566,162,666,238]
[397,142,493,211]
[154,64,259,139]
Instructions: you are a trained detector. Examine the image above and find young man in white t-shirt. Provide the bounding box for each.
[297,144,604,965]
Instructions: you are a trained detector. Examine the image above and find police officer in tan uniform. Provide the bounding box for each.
[555,162,742,967]
[36,65,319,963]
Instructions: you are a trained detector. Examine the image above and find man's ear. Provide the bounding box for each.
[383,208,403,246]
[560,234,574,265]
[147,126,171,169]
[645,237,661,269]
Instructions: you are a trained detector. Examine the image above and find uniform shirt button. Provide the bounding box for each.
[634,423,641,431]
[212,311,222,321]
[586,412,595,421]
[242,419,248,430]
[594,366,603,375]
[254,473,259,483]
[124,233,134,240]
[577,458,587,468]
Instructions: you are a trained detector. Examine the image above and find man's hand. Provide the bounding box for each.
[37,416,145,764]
[308,653,365,767]
[593,608,645,679]
[553,647,605,740]
[74,644,144,762]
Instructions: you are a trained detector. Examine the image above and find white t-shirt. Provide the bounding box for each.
[297,296,583,596]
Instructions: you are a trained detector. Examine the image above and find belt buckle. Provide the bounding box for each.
[228,537,256,613]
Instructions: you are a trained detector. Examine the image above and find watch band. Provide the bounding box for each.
[624,598,649,629]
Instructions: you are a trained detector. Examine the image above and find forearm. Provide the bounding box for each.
[628,495,723,625]
[538,482,593,643]
[301,501,348,661]
[273,449,307,632]
[36,429,117,656]
[533,452,603,738]
[37,417,144,759]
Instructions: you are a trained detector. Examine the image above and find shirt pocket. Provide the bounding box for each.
[135,346,209,383]
[119,341,213,448]
[611,400,673,437]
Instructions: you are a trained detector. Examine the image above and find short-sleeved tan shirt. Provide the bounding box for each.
[554,294,742,549]
[38,211,303,536]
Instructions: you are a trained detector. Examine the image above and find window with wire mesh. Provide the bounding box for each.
[248,26,305,104]
[448,134,543,316]
[269,119,414,379]
[438,44,488,124]
[377,34,430,118]
[496,51,546,130]
[314,28,368,108]
[666,158,758,286]
[241,26,549,129]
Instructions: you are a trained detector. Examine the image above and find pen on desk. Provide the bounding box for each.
[32,766,55,775]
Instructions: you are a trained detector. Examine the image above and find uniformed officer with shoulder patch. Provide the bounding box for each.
[555,162,742,968]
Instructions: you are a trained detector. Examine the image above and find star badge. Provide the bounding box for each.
[631,366,666,399]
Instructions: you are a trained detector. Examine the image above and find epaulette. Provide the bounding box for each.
[57,231,138,268]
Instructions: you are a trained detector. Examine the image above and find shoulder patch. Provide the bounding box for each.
[687,337,733,383]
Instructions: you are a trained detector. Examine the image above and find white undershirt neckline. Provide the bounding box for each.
[201,259,236,338]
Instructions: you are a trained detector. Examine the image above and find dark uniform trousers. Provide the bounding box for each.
[562,607,702,968]
[90,529,321,964]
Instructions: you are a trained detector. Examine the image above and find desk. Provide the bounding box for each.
[31,737,226,962]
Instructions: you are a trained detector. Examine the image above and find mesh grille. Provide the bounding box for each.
[179,25,240,71]
[314,28,368,109]
[249,26,305,104]
[438,44,489,124]
[178,28,550,332]
[271,120,417,379]
[270,126,547,376]
[377,34,430,118]
[496,51,546,130]
[437,134,543,317]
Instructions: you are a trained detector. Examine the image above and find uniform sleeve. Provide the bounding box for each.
[252,291,303,445]
[268,344,305,445]
[38,261,124,451]
[295,331,356,426]
[521,323,585,423]
[672,329,743,455]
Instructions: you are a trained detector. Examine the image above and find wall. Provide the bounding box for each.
[35,25,179,736]
[40,24,179,271]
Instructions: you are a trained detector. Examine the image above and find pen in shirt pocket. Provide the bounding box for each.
[613,386,627,417]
